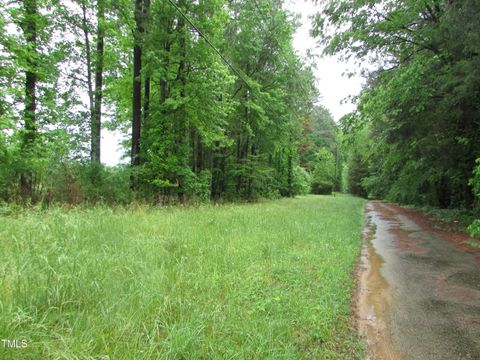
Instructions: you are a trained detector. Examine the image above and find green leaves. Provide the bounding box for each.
[317,0,480,207]
[469,159,480,199]
[0,0,318,203]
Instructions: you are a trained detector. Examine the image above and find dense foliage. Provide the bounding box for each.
[0,0,341,204]
[316,0,480,216]
[468,158,480,236]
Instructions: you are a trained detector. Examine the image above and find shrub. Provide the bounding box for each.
[184,169,212,203]
[468,220,480,238]
[312,180,333,195]
[311,148,335,195]
[45,162,133,205]
[468,158,480,237]
[292,166,311,195]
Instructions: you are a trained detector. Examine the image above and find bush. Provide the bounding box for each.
[311,148,335,195]
[292,166,311,195]
[470,158,480,200]
[0,148,15,201]
[312,180,333,195]
[44,162,133,205]
[468,158,480,237]
[184,169,212,203]
[467,220,480,238]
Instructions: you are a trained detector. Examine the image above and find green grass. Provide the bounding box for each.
[0,195,365,359]
[465,240,480,248]
[414,205,478,231]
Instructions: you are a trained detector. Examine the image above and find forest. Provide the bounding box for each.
[316,0,480,235]
[0,0,341,205]
[0,0,479,216]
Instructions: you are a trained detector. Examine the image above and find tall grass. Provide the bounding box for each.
[0,195,365,359]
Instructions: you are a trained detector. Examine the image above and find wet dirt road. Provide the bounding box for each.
[358,201,480,360]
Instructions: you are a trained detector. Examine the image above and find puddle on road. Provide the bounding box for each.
[357,203,404,360]
[358,201,480,360]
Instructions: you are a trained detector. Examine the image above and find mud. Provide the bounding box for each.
[358,201,480,360]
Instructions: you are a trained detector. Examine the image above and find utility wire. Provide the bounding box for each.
[252,0,269,24]
[166,0,253,90]
[251,0,315,101]
[166,0,285,117]
[165,0,311,117]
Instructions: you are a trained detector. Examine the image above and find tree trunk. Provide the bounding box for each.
[131,0,145,189]
[287,145,293,197]
[91,0,104,163]
[20,0,37,201]
[197,133,203,172]
[191,127,197,173]
[81,0,94,127]
[219,147,226,195]
[247,140,256,199]
[174,1,188,202]
[236,133,243,194]
[142,0,150,146]
[143,77,150,126]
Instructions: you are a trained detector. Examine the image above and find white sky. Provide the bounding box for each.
[101,0,365,166]
[285,0,364,120]
[101,129,124,166]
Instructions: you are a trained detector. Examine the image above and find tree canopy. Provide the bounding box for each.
[316,0,480,210]
[0,0,341,204]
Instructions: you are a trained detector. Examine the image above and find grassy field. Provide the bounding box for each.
[0,195,365,359]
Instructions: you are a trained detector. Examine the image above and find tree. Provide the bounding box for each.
[311,148,335,195]
[131,0,146,188]
[316,0,480,207]
[19,0,38,200]
[0,0,320,204]
[299,105,341,191]
[92,0,105,163]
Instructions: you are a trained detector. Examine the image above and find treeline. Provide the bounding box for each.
[0,0,340,204]
[317,0,480,215]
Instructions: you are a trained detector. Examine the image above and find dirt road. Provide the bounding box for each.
[358,201,480,360]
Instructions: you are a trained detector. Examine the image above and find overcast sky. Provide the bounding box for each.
[284,0,364,120]
[101,0,365,166]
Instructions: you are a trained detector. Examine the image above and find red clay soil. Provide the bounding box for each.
[384,202,480,260]
[358,201,480,360]
[391,227,428,254]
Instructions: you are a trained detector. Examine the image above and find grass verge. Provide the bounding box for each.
[0,195,365,359]
[413,205,478,232]
[465,240,480,248]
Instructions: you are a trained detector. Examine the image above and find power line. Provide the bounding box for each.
[165,0,310,117]
[252,0,269,24]
[166,0,286,117]
[251,0,315,101]
[166,0,253,90]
